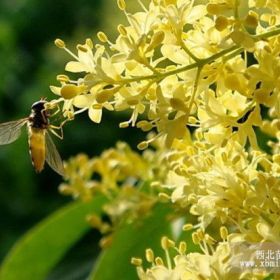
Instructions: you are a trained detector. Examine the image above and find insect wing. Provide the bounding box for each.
[0,119,28,145]
[45,131,65,176]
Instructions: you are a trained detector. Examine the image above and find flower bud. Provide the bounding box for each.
[183,223,193,231]
[97,31,108,43]
[192,232,200,244]
[155,257,163,265]
[131,257,142,266]
[137,141,149,150]
[250,205,261,215]
[215,16,229,31]
[119,121,130,128]
[188,116,197,124]
[269,15,276,26]
[61,84,86,99]
[207,3,228,15]
[117,24,127,36]
[127,98,139,106]
[179,242,187,254]
[146,31,165,52]
[137,120,153,131]
[220,226,228,240]
[86,38,94,48]
[117,0,126,10]
[145,248,154,262]
[54,38,65,48]
[77,44,88,52]
[244,11,259,28]
[56,74,70,83]
[96,89,115,103]
[161,236,175,250]
[205,234,215,245]
[232,155,241,164]
[158,192,170,202]
[221,152,227,162]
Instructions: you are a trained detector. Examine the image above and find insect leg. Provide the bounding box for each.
[43,102,60,118]
[48,118,69,139]
[48,104,61,117]
[49,127,63,139]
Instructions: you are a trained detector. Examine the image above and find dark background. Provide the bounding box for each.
[0,0,144,276]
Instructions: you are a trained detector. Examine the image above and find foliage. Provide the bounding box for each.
[3,0,280,279]
[0,196,106,280]
[0,0,103,258]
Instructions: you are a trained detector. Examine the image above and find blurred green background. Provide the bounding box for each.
[0,0,145,278]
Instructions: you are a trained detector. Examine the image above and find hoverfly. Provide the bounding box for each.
[0,99,65,176]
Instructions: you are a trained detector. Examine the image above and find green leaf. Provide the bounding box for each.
[89,203,173,280]
[0,196,107,280]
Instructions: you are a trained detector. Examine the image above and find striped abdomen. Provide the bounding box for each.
[28,126,46,173]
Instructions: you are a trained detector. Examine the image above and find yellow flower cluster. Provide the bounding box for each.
[132,234,268,279]
[53,0,280,278]
[50,0,279,149]
[166,136,280,242]
[59,143,161,234]
[60,142,149,199]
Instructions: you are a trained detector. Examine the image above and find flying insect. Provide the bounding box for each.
[0,99,65,176]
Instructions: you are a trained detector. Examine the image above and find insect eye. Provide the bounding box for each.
[31,101,46,110]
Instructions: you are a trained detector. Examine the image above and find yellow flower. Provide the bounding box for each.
[184,17,231,59]
[72,93,113,123]
[65,43,102,73]
[52,1,280,275]
[134,238,266,279]
[247,41,280,109]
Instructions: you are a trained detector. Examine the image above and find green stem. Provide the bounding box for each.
[186,67,202,119]
[254,26,280,40]
[120,26,280,85]
[234,0,240,20]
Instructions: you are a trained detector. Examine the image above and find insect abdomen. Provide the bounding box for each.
[28,126,46,173]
